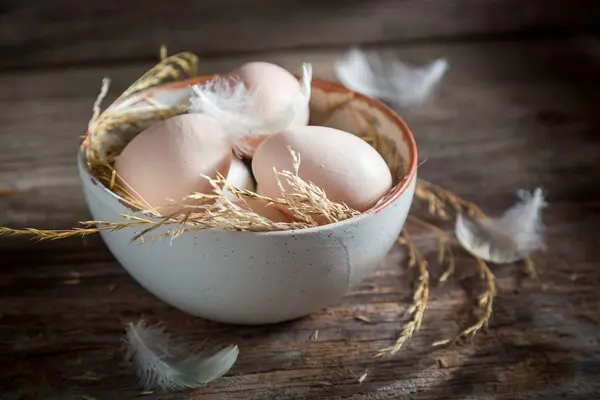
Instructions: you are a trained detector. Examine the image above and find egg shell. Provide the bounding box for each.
[235,198,291,223]
[114,114,232,216]
[228,61,309,157]
[223,156,256,201]
[252,125,393,213]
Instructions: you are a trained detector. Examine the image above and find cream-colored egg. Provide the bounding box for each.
[114,114,232,215]
[229,62,308,122]
[234,198,291,223]
[223,156,256,201]
[252,126,392,213]
[228,61,309,157]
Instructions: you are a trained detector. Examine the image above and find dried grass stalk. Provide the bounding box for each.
[120,52,198,100]
[433,257,495,347]
[416,179,538,278]
[394,213,497,348]
[156,149,359,235]
[0,149,361,242]
[523,257,539,280]
[83,52,199,166]
[415,180,485,219]
[0,219,153,241]
[273,148,360,224]
[407,215,455,283]
[411,181,504,346]
[375,228,429,357]
[85,102,188,167]
[87,160,155,212]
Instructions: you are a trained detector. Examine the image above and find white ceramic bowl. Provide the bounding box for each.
[78,77,418,325]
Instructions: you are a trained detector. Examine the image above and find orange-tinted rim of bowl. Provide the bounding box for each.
[84,75,418,214]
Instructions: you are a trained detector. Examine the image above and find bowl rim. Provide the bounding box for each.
[80,75,418,234]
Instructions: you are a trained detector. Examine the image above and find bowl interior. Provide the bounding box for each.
[86,76,417,214]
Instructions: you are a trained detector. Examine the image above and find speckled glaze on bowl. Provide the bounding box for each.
[78,76,418,325]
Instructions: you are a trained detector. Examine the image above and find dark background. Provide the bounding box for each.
[1,0,599,69]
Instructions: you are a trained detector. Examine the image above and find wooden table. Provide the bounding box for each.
[1,36,600,399]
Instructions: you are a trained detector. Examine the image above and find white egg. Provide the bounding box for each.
[227,61,309,157]
[223,156,256,201]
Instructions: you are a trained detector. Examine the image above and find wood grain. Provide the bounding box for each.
[1,0,600,69]
[1,36,600,399]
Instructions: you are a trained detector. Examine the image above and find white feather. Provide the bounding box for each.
[124,320,239,391]
[455,188,547,264]
[334,48,448,107]
[188,63,312,141]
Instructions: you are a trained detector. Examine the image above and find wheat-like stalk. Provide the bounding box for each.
[416,178,537,280]
[406,215,455,283]
[415,179,487,221]
[87,160,155,212]
[411,181,505,346]
[375,228,429,357]
[0,148,362,242]
[401,213,498,348]
[0,226,102,241]
[82,51,198,167]
[274,148,360,224]
[119,52,198,100]
[433,256,495,346]
[402,214,498,346]
[85,105,187,166]
[523,257,539,280]
[0,219,159,241]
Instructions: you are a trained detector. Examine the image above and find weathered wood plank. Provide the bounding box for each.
[1,36,600,399]
[1,0,599,69]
